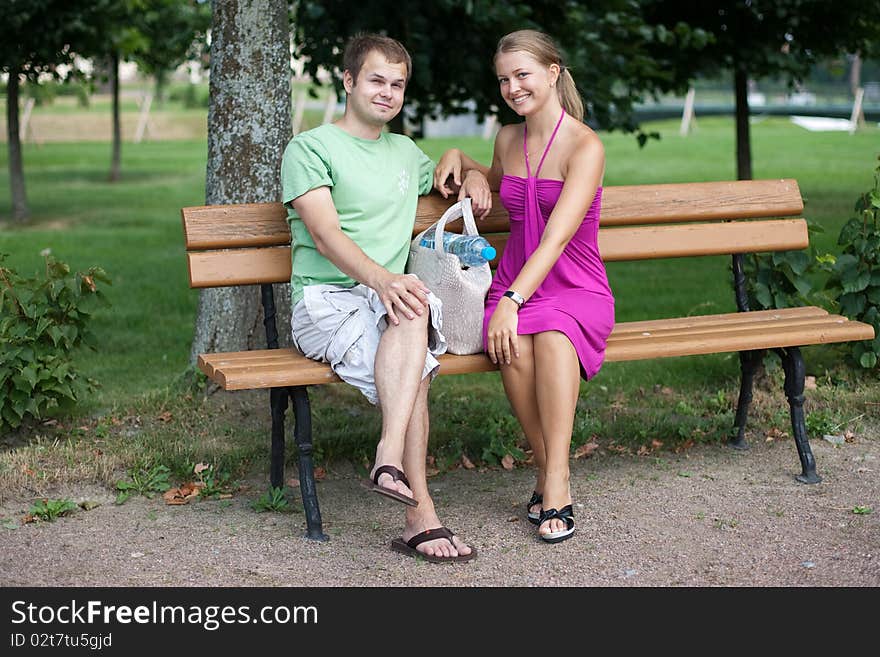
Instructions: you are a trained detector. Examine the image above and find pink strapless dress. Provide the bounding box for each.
[483,111,615,379]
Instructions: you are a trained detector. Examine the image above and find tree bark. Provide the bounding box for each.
[190,0,292,364]
[5,69,30,223]
[109,52,122,182]
[849,52,861,97]
[733,66,752,181]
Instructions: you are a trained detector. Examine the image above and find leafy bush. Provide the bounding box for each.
[0,254,110,431]
[827,157,880,369]
[742,223,825,311]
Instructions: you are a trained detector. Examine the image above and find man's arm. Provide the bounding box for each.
[291,186,429,325]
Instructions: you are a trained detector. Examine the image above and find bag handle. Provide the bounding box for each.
[430,197,479,257]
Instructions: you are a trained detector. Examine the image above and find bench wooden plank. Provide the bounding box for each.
[182,179,804,250]
[188,246,291,287]
[186,219,809,288]
[198,309,873,390]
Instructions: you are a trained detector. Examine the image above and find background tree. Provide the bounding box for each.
[292,0,710,142]
[0,0,105,222]
[189,0,292,362]
[129,0,211,106]
[641,0,880,179]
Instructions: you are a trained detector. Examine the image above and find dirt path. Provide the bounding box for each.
[1,435,877,587]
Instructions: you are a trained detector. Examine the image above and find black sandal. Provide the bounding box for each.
[538,504,575,543]
[526,491,543,525]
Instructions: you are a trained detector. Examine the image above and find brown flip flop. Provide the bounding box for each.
[391,527,477,564]
[364,464,418,507]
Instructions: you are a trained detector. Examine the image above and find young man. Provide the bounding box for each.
[281,34,475,563]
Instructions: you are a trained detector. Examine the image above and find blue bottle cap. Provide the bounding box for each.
[481,246,497,261]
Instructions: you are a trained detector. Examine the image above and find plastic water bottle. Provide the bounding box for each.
[420,230,497,267]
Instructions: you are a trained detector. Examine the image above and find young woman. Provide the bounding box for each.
[434,30,614,544]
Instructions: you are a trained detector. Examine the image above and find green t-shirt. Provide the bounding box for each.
[281,123,435,306]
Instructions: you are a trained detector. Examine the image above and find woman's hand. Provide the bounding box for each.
[434,149,462,198]
[486,297,520,365]
[460,170,492,219]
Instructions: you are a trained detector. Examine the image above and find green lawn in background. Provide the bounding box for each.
[0,116,877,430]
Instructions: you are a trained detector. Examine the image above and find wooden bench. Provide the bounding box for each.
[182,178,875,540]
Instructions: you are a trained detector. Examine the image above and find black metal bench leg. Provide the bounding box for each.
[730,349,763,450]
[289,385,328,540]
[775,346,822,484]
[269,387,288,489]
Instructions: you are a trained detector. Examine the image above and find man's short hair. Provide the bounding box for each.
[343,34,412,85]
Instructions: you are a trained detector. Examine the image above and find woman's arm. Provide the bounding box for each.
[433,127,512,217]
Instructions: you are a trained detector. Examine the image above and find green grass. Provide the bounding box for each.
[0,116,878,494]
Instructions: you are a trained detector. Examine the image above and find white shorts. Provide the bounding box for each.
[291,282,447,405]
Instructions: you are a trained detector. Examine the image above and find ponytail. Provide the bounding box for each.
[556,68,584,123]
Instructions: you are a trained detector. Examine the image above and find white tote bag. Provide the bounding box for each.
[406,198,492,355]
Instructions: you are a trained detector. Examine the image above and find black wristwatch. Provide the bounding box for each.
[502,290,525,308]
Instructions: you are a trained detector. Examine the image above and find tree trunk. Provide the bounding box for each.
[733,67,752,181]
[850,52,861,97]
[190,0,292,364]
[154,69,168,106]
[5,69,29,223]
[109,52,122,182]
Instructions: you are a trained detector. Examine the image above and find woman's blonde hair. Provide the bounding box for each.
[495,29,584,122]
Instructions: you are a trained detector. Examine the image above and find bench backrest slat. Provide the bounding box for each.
[183,178,808,288]
[186,218,808,288]
[182,179,804,250]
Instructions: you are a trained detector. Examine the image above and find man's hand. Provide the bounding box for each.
[373,271,431,326]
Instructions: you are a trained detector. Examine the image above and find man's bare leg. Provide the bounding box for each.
[371,310,429,498]
[400,377,473,558]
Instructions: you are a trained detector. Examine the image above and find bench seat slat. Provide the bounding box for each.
[182,180,804,250]
[186,219,809,288]
[612,306,826,333]
[198,308,874,390]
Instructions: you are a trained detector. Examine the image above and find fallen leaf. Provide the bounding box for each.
[93,449,103,457]
[42,419,58,427]
[673,439,695,453]
[78,501,101,511]
[573,441,599,459]
[804,376,817,390]
[660,386,674,396]
[157,411,173,423]
[286,478,300,488]
[637,445,651,456]
[426,465,440,478]
[844,430,855,443]
[193,462,210,475]
[218,493,233,500]
[313,467,326,481]
[507,516,519,522]
[21,514,36,524]
[651,439,664,450]
[461,454,475,470]
[501,454,515,470]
